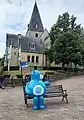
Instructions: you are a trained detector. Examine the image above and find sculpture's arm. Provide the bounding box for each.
[44,81,50,86]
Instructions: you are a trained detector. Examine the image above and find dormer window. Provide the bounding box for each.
[31,44,34,48]
[35,33,38,37]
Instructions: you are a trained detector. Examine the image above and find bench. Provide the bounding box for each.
[23,79,68,107]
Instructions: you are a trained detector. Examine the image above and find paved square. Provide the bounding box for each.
[0,75,84,120]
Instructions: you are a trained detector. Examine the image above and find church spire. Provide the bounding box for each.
[28,1,44,32]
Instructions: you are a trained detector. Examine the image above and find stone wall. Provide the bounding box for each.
[4,78,23,87]
[47,71,84,82]
[2,71,84,87]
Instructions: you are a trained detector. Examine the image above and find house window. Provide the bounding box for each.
[35,33,38,37]
[36,56,39,63]
[27,55,30,62]
[32,56,34,62]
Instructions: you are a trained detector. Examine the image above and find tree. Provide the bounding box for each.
[50,12,70,45]
[44,48,53,66]
[49,12,83,68]
[0,56,5,66]
[53,31,82,68]
[50,12,82,45]
[80,40,84,68]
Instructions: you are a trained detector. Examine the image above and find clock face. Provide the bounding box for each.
[33,85,44,96]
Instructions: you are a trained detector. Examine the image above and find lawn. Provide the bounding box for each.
[3,70,56,76]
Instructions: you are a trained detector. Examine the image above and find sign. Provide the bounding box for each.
[20,61,28,68]
[21,61,29,75]
[22,68,29,75]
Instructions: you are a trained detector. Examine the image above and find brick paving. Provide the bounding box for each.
[0,75,84,120]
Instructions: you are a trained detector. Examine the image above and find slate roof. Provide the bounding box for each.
[28,2,44,32]
[6,34,18,47]
[6,33,44,53]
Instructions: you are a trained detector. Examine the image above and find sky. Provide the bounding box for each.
[0,0,84,58]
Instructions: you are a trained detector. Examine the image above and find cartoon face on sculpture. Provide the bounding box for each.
[33,85,44,96]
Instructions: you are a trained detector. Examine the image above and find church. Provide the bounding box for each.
[4,1,51,69]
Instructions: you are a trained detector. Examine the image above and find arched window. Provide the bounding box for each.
[27,55,30,62]
[36,56,39,63]
[36,24,38,28]
[35,33,38,37]
[32,56,34,63]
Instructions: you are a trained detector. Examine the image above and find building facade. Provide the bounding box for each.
[4,1,51,68]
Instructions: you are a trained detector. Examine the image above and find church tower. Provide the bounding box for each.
[5,0,51,69]
[26,1,44,38]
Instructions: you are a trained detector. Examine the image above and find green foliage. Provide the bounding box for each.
[44,47,53,64]
[0,56,5,75]
[0,56,5,66]
[49,12,84,68]
[50,12,70,45]
[80,40,84,68]
[53,31,82,67]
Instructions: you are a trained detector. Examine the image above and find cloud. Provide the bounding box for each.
[62,0,84,13]
[0,0,84,57]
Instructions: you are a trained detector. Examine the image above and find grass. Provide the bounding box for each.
[4,71,22,76]
[3,70,56,76]
[40,70,56,74]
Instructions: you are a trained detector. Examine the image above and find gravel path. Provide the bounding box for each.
[0,75,84,120]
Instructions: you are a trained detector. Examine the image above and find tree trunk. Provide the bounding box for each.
[74,64,77,72]
[62,62,65,70]
[45,54,47,67]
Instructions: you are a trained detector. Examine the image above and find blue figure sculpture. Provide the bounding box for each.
[25,67,46,110]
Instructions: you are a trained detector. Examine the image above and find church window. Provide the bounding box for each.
[36,24,38,28]
[27,55,30,62]
[36,56,39,63]
[32,56,34,62]
[35,33,38,37]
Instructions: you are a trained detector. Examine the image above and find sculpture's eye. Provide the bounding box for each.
[33,85,44,96]
[40,74,43,80]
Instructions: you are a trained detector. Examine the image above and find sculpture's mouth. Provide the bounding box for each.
[33,85,44,96]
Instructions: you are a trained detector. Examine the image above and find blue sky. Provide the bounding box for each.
[0,0,84,57]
